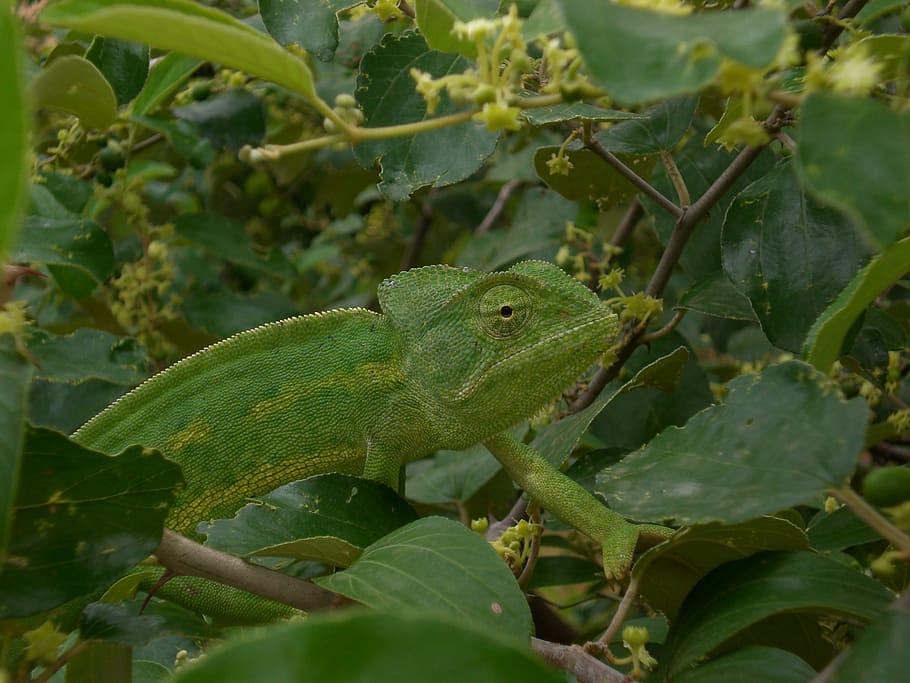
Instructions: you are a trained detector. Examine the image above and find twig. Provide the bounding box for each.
[595,573,642,651]
[609,199,643,249]
[397,0,416,19]
[828,486,910,553]
[155,530,340,612]
[585,135,683,219]
[476,179,525,235]
[532,638,627,683]
[640,309,686,343]
[659,151,690,207]
[399,201,434,271]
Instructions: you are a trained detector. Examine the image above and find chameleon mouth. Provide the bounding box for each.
[454,312,613,401]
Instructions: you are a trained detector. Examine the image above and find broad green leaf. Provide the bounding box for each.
[858,35,910,82]
[85,37,149,104]
[534,346,690,467]
[807,506,882,552]
[633,517,809,620]
[173,214,268,271]
[0,427,182,618]
[405,443,503,504]
[673,646,816,683]
[796,94,910,247]
[81,599,218,646]
[677,271,757,321]
[831,608,910,683]
[260,0,358,62]
[522,0,564,38]
[803,236,910,373]
[173,89,266,151]
[534,145,653,205]
[29,55,117,129]
[182,290,299,338]
[29,379,129,435]
[662,551,893,677]
[39,172,93,215]
[0,338,32,566]
[0,10,28,256]
[455,188,572,270]
[41,0,318,102]
[132,115,213,168]
[12,216,116,298]
[520,100,641,125]
[644,137,774,282]
[526,555,601,589]
[857,0,910,26]
[353,31,498,200]
[414,0,500,59]
[202,474,418,567]
[560,1,787,105]
[25,328,147,385]
[723,160,868,352]
[591,334,713,452]
[596,96,698,154]
[597,361,867,524]
[132,53,202,116]
[315,517,533,643]
[171,611,564,683]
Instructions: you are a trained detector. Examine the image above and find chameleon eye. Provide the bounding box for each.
[478,284,534,338]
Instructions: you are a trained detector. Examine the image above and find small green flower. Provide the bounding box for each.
[546,152,573,176]
[474,101,522,132]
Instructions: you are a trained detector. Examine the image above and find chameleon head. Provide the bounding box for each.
[378,261,619,440]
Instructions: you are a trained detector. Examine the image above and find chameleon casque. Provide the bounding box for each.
[74,261,666,615]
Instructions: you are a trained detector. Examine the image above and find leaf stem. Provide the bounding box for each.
[828,486,910,554]
[659,150,690,207]
[595,572,641,651]
[584,133,683,219]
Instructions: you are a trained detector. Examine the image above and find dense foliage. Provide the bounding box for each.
[2,0,910,681]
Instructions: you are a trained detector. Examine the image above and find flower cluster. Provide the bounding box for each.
[489,518,542,575]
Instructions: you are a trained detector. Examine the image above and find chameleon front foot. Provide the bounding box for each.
[601,522,676,581]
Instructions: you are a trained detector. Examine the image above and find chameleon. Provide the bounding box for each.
[74,261,669,616]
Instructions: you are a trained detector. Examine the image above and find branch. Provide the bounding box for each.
[476,179,526,235]
[609,199,644,249]
[532,638,627,683]
[399,201,434,271]
[155,530,341,612]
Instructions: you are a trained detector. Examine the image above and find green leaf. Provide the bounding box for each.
[533,346,690,467]
[259,0,358,62]
[85,37,149,105]
[534,145,653,205]
[526,555,602,589]
[633,517,809,620]
[41,0,318,102]
[803,236,910,373]
[173,213,267,270]
[28,379,129,435]
[677,271,757,322]
[662,551,893,677]
[644,136,774,282]
[455,188,572,270]
[0,10,28,256]
[131,52,202,116]
[405,443,503,504]
[597,361,867,525]
[11,216,116,298]
[80,599,218,646]
[353,31,498,200]
[414,0,500,59]
[595,96,697,154]
[796,94,910,248]
[522,0,564,38]
[0,338,32,567]
[807,506,882,552]
[830,607,910,683]
[520,100,642,125]
[173,89,265,151]
[25,328,147,385]
[560,1,788,105]
[723,160,868,352]
[0,427,183,617]
[202,474,418,567]
[170,611,564,683]
[29,55,118,130]
[182,290,299,338]
[132,115,213,168]
[672,646,816,683]
[315,517,533,643]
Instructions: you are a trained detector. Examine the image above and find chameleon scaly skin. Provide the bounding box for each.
[75,261,657,591]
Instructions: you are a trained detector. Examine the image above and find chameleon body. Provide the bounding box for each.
[74,261,660,601]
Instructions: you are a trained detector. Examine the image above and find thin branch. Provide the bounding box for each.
[399,201,434,271]
[596,573,642,650]
[532,638,626,683]
[828,486,910,554]
[659,150,690,207]
[476,179,525,235]
[32,641,89,683]
[640,309,686,343]
[585,135,683,219]
[609,199,644,249]
[155,530,341,612]
[397,0,416,19]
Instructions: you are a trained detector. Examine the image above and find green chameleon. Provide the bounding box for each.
[74,261,669,616]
